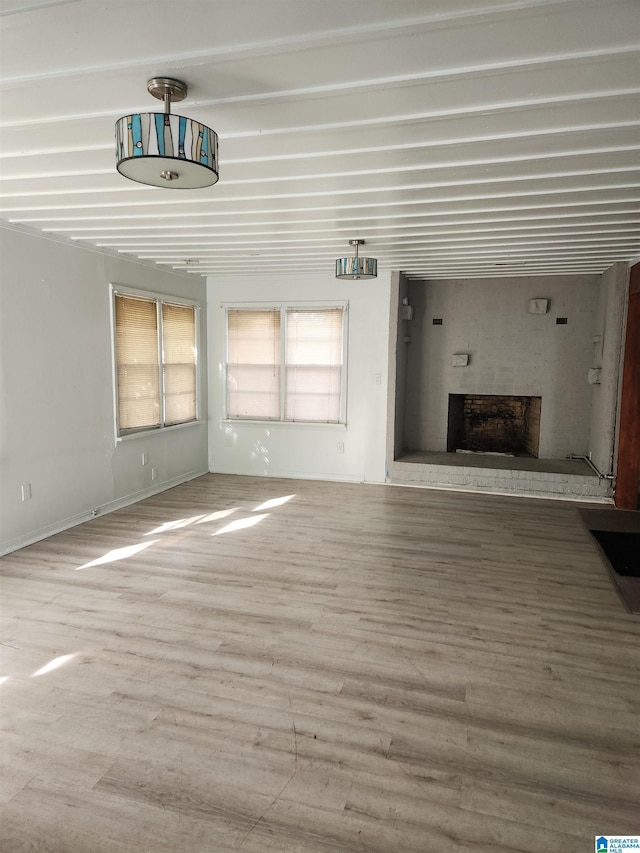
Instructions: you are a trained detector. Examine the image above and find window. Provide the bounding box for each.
[113,290,198,436]
[226,305,346,423]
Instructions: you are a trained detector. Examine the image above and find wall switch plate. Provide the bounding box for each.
[337,442,345,453]
[141,452,149,466]
[151,467,158,480]
[21,483,32,501]
[452,353,469,367]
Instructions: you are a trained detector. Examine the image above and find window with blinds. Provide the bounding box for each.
[163,303,197,426]
[285,309,343,422]
[114,292,198,435]
[226,305,345,423]
[227,309,281,419]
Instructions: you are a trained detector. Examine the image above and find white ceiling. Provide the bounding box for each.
[1,0,639,280]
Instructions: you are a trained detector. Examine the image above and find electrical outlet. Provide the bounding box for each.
[337,442,345,453]
[151,467,158,481]
[374,373,381,385]
[21,483,32,501]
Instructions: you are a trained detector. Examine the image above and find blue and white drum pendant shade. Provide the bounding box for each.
[335,239,377,280]
[115,78,218,189]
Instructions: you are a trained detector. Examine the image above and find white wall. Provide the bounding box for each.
[588,262,629,475]
[207,272,390,483]
[386,271,413,469]
[390,272,411,463]
[0,226,208,554]
[402,274,601,459]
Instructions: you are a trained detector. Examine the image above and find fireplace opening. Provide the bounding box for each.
[447,394,542,457]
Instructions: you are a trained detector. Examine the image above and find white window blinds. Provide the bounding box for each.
[162,303,197,425]
[115,295,161,431]
[226,305,345,423]
[114,292,198,434]
[285,308,343,423]
[227,309,281,419]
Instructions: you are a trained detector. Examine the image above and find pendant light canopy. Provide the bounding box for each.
[335,239,377,280]
[115,77,219,189]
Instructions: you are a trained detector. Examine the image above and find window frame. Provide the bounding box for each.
[223,301,348,426]
[110,284,202,440]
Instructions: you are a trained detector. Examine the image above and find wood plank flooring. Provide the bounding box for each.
[1,474,639,852]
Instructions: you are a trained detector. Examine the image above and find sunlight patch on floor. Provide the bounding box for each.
[76,539,160,570]
[146,515,207,535]
[213,513,269,536]
[195,508,239,524]
[32,653,77,677]
[253,495,296,512]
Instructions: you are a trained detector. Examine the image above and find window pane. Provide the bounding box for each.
[286,309,343,365]
[227,309,281,418]
[285,308,343,423]
[163,303,196,425]
[228,364,281,419]
[115,295,160,431]
[285,365,341,422]
[164,364,197,425]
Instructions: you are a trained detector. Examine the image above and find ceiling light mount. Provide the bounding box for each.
[147,77,188,107]
[115,77,219,190]
[335,239,377,280]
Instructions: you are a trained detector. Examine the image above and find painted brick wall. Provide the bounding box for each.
[403,274,600,459]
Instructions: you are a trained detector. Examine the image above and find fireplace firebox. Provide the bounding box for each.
[447,394,542,457]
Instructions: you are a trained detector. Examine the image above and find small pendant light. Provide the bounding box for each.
[335,239,377,279]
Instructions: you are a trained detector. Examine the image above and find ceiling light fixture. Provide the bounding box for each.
[115,77,219,189]
[335,239,377,280]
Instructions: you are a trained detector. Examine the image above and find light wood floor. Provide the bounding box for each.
[1,474,639,852]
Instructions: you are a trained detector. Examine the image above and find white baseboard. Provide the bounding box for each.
[208,465,365,484]
[0,468,209,557]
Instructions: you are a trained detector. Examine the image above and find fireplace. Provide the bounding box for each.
[447,394,542,457]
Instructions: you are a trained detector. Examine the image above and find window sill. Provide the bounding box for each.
[116,419,206,443]
[221,418,347,431]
